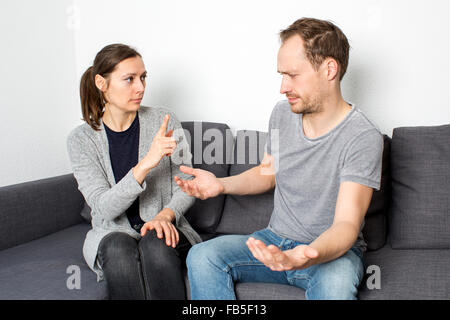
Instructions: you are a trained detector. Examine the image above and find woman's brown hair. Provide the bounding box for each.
[80,44,141,131]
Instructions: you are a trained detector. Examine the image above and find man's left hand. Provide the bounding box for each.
[246,237,319,271]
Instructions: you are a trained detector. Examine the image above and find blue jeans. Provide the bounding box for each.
[187,228,364,300]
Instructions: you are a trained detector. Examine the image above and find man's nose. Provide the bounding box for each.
[280,75,291,95]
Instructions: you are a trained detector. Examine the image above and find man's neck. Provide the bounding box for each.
[102,104,137,132]
[302,97,352,139]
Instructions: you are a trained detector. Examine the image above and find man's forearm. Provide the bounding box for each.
[218,165,275,196]
[305,222,360,268]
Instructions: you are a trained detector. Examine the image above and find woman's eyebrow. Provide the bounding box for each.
[122,71,147,77]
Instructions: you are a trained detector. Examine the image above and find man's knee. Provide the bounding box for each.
[309,273,360,300]
[306,256,363,300]
[187,242,213,270]
[187,238,229,272]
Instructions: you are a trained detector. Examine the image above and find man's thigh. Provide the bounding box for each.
[211,230,289,285]
[287,248,364,300]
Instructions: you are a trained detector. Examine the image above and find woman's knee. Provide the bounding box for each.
[97,232,139,269]
[138,230,179,268]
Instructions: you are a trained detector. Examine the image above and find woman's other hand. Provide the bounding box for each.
[140,208,179,248]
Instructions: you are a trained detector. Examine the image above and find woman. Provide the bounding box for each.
[67,43,201,300]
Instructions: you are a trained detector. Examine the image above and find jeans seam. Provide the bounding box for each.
[223,261,267,290]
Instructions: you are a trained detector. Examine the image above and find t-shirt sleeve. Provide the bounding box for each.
[264,102,283,156]
[340,129,383,191]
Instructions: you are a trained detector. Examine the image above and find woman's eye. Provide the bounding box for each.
[126,77,133,83]
[140,75,147,81]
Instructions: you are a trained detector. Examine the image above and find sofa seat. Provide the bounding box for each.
[0,222,107,300]
[359,245,450,300]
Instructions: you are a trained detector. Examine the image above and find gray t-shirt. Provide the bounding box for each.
[265,100,383,252]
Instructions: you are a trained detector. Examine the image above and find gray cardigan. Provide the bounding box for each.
[67,106,202,281]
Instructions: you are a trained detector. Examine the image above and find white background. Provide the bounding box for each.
[1,0,450,187]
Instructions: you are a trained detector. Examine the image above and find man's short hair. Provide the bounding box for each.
[279,18,350,81]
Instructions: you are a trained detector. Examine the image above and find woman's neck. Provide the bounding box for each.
[102,104,137,132]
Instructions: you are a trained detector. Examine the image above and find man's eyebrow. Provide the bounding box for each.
[277,70,292,75]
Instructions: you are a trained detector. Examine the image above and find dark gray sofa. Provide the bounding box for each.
[0,122,449,300]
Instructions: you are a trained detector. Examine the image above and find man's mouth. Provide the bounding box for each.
[287,96,300,104]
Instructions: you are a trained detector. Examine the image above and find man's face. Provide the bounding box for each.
[277,35,326,114]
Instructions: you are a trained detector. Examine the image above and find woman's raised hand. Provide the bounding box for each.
[143,114,176,170]
[132,115,176,185]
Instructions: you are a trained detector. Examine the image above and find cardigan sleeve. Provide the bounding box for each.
[67,128,146,221]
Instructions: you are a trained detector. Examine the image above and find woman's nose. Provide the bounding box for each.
[135,79,145,93]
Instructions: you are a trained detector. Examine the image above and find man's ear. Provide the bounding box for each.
[324,58,339,81]
[94,74,107,92]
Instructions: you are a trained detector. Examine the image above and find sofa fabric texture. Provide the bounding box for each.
[389,125,450,249]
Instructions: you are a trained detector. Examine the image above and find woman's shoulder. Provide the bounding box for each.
[67,122,101,149]
[139,105,181,128]
[139,105,179,119]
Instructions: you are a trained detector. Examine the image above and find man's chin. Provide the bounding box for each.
[289,102,303,114]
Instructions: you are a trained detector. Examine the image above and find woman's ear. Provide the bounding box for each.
[94,74,107,92]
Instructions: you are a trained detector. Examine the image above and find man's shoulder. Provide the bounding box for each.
[344,107,383,138]
[269,100,291,123]
[272,99,291,114]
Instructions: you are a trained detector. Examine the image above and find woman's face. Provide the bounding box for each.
[98,56,147,113]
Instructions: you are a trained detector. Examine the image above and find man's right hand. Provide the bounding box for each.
[174,166,224,200]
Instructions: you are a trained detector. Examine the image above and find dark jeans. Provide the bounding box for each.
[97,229,191,300]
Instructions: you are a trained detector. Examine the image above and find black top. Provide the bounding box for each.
[104,113,145,231]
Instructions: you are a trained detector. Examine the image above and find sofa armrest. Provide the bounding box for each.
[0,174,85,250]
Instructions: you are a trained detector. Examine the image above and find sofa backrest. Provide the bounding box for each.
[389,125,450,249]
[0,174,85,251]
[215,130,274,234]
[181,122,234,234]
[215,129,392,252]
[362,135,392,250]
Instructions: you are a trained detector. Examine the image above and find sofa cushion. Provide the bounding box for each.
[0,174,85,251]
[235,282,305,300]
[389,125,450,249]
[181,122,233,234]
[359,245,450,299]
[0,222,107,299]
[216,130,274,235]
[362,135,391,251]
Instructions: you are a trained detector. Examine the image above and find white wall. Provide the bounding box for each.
[1,0,450,187]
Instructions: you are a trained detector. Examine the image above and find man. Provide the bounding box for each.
[174,17,383,300]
